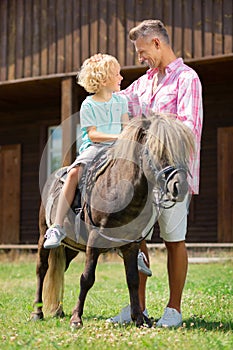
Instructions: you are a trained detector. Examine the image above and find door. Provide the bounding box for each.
[0,144,21,244]
[218,127,233,242]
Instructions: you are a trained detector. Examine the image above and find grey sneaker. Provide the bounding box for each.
[138,252,152,277]
[106,304,149,324]
[156,307,182,328]
[43,224,66,249]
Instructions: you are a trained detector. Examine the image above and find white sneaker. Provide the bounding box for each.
[138,252,152,277]
[43,224,66,249]
[106,304,149,324]
[156,307,182,328]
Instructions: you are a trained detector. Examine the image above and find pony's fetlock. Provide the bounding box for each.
[30,311,44,321]
[53,303,65,318]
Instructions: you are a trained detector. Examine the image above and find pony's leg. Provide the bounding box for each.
[70,245,100,329]
[121,244,152,328]
[31,203,68,320]
[64,247,79,271]
[31,233,50,320]
[121,244,143,326]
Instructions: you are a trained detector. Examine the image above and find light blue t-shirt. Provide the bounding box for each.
[79,93,128,153]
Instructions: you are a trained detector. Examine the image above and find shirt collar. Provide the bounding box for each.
[146,58,184,79]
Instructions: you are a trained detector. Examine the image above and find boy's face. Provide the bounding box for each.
[105,63,123,92]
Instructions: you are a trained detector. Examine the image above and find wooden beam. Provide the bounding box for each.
[61,77,77,166]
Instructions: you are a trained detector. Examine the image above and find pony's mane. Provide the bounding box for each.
[108,117,147,163]
[146,113,195,170]
[108,113,195,170]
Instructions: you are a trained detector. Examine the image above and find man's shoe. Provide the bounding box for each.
[43,224,66,249]
[138,252,152,277]
[156,307,182,328]
[106,304,148,324]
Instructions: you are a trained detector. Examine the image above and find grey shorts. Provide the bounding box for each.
[67,144,108,172]
[142,193,191,242]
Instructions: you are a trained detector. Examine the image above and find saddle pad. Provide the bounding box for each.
[44,146,112,240]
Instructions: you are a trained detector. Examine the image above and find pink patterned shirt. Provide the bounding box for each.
[120,58,203,194]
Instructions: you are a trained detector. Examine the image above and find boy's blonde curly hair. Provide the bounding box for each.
[77,54,120,93]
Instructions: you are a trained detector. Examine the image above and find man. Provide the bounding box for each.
[107,19,203,327]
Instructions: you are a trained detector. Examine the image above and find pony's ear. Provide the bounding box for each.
[136,125,147,143]
[141,116,151,131]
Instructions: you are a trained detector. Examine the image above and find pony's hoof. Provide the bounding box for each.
[143,315,152,328]
[30,312,44,321]
[54,307,65,318]
[70,321,83,330]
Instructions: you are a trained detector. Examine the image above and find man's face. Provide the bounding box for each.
[134,37,161,69]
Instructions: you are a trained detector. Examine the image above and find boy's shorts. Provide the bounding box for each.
[67,144,108,171]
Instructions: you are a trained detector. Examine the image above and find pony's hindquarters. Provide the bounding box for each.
[42,246,66,317]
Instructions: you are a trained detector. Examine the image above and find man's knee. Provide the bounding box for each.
[164,240,186,251]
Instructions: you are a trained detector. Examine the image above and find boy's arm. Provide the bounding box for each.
[121,113,129,129]
[87,126,119,143]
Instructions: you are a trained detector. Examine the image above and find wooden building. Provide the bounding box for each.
[0,0,232,244]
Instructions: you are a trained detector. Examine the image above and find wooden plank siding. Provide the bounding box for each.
[0,57,232,244]
[0,144,21,244]
[151,57,233,244]
[0,0,232,244]
[0,0,232,83]
[218,127,233,242]
[0,98,61,243]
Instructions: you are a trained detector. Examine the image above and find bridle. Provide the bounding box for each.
[153,166,188,209]
[143,145,188,209]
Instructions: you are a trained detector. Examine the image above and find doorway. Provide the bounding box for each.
[0,144,21,244]
[218,127,233,242]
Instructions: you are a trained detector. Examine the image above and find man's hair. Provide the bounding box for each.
[77,54,120,93]
[129,19,170,44]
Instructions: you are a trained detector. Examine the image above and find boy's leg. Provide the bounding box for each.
[54,166,82,225]
[44,166,82,249]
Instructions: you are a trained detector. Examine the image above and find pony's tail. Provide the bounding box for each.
[43,246,66,317]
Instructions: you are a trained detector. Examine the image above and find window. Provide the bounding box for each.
[47,126,62,176]
[47,124,82,176]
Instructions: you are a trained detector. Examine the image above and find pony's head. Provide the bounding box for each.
[109,112,195,204]
[142,112,195,204]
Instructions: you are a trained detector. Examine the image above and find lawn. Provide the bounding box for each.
[0,250,232,349]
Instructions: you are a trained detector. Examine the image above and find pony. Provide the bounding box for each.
[31,113,195,329]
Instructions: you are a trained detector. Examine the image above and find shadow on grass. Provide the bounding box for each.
[183,317,233,332]
[53,313,233,333]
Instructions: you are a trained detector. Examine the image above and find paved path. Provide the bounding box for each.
[188,257,233,263]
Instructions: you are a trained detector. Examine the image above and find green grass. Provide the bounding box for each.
[0,251,232,349]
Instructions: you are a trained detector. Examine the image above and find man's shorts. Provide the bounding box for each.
[142,193,191,242]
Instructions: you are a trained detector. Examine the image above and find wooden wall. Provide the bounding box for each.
[0,117,57,244]
[151,57,233,243]
[0,0,232,82]
[0,0,233,243]
[0,57,232,244]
